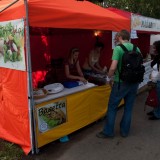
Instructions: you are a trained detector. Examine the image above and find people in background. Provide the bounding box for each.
[114,32,121,46]
[147,40,160,120]
[64,47,87,83]
[82,42,107,85]
[96,30,141,138]
[82,41,107,75]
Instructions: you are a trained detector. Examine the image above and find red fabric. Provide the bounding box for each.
[131,33,150,59]
[0,68,31,154]
[30,29,113,87]
[0,0,130,31]
[0,0,25,21]
[145,88,158,108]
[107,7,131,19]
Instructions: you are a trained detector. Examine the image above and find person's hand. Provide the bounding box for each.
[106,76,114,87]
[79,77,88,84]
[108,79,114,87]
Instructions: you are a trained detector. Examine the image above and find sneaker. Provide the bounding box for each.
[148,116,160,120]
[147,111,154,116]
[96,131,114,139]
[59,136,69,143]
[120,133,128,138]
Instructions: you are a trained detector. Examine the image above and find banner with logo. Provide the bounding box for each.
[36,99,67,133]
[131,13,160,32]
[0,19,25,71]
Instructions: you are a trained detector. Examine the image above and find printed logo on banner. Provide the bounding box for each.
[37,99,67,133]
[0,19,25,71]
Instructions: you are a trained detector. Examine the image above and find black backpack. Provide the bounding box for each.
[119,44,145,83]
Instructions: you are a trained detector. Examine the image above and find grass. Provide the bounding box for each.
[0,139,24,160]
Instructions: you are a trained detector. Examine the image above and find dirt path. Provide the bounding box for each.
[22,91,160,160]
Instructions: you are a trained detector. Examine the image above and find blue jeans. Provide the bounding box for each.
[103,82,139,137]
[153,81,160,118]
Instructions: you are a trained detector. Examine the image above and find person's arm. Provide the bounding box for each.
[151,55,158,68]
[95,61,103,70]
[106,46,120,83]
[65,64,87,83]
[107,60,118,78]
[88,52,103,73]
[76,60,84,77]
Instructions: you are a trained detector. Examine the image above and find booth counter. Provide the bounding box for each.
[34,84,111,148]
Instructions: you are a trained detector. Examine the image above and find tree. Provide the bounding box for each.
[88,0,160,19]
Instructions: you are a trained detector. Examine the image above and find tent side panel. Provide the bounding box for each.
[0,1,25,21]
[0,68,31,154]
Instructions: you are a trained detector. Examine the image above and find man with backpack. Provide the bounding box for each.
[96,29,144,138]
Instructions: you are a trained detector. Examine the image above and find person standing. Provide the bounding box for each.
[96,30,141,138]
[147,40,160,120]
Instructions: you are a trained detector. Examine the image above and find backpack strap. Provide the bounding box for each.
[119,44,128,52]
[117,44,128,90]
[133,45,137,52]
[119,44,137,53]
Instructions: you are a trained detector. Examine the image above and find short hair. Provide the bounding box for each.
[119,30,130,41]
[153,40,160,54]
[94,42,104,49]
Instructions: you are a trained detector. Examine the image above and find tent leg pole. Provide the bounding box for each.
[24,0,38,154]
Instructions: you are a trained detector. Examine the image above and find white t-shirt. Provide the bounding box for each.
[151,64,160,82]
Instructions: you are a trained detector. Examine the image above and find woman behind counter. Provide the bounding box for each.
[82,42,106,75]
[64,47,87,84]
[82,42,107,85]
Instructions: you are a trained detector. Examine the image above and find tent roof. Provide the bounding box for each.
[0,0,130,31]
[107,7,131,19]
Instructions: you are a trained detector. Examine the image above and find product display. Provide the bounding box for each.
[33,88,48,99]
[44,83,64,94]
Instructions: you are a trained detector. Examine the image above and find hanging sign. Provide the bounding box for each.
[131,29,138,39]
[112,31,118,49]
[36,99,67,133]
[131,13,160,32]
[0,19,25,71]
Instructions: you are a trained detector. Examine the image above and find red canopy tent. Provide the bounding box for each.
[0,0,130,31]
[0,0,130,154]
[107,7,160,58]
[107,7,131,19]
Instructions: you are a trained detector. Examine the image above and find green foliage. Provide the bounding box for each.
[0,140,24,160]
[89,0,160,19]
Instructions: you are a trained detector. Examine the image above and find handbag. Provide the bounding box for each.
[144,87,158,110]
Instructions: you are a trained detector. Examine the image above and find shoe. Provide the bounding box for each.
[96,131,114,139]
[59,136,69,143]
[147,111,154,116]
[120,133,128,138]
[148,116,160,120]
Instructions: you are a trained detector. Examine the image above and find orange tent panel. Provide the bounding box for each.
[0,0,130,31]
[0,68,30,154]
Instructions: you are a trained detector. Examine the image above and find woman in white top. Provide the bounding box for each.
[82,42,107,85]
[147,40,160,120]
[83,42,107,74]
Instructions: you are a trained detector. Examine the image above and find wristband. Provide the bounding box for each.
[106,76,111,82]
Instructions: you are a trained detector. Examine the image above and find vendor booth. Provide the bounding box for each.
[0,0,130,154]
[131,13,160,88]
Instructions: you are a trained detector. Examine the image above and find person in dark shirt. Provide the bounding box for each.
[147,40,160,120]
[64,47,87,83]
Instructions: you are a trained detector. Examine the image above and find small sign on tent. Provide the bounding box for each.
[0,19,26,71]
